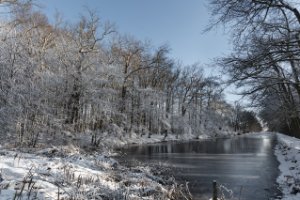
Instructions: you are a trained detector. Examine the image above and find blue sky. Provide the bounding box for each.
[38,0,232,66]
[37,0,238,103]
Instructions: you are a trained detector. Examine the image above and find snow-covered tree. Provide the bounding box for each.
[208,0,300,137]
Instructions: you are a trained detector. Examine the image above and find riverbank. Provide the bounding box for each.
[100,129,236,149]
[275,133,300,199]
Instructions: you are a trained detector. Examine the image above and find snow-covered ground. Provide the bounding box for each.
[275,133,300,200]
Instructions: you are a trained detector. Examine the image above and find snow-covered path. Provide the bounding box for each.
[275,133,300,200]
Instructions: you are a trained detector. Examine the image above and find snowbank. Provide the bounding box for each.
[275,133,300,200]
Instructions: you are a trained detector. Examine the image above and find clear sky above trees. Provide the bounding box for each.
[37,0,232,68]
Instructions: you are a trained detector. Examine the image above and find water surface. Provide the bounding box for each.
[120,133,281,199]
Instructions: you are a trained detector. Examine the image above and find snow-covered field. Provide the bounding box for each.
[275,133,300,200]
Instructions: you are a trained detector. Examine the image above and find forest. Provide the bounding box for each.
[0,0,263,150]
[2,0,299,148]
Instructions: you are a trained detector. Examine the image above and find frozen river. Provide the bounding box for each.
[120,133,282,199]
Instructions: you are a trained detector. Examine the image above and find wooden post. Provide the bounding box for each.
[213,180,218,200]
[57,186,60,200]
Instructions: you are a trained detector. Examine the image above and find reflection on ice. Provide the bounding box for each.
[126,135,273,155]
[123,133,281,200]
[180,173,260,179]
